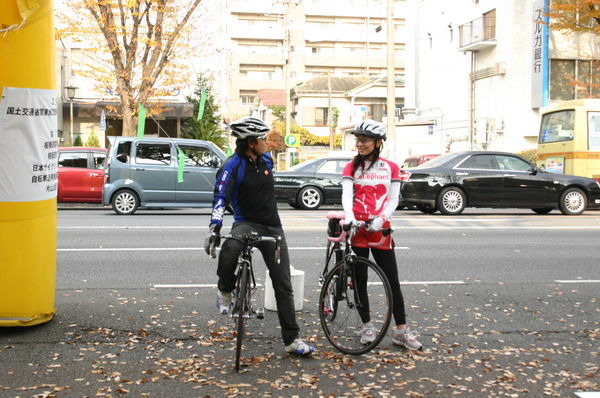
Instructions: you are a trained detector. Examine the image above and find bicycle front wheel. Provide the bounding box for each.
[319,258,392,355]
[234,265,249,372]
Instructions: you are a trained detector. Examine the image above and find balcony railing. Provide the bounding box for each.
[458,15,496,51]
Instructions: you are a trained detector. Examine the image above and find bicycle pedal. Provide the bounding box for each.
[255,307,265,319]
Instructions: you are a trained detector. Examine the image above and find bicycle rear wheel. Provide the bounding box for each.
[234,265,249,372]
[319,258,392,355]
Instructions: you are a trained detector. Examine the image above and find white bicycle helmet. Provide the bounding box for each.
[229,117,270,139]
[352,119,387,141]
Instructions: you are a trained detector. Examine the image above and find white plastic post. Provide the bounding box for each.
[264,266,304,311]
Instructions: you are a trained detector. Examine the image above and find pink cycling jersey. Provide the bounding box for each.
[342,157,400,221]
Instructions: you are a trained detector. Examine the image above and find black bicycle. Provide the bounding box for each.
[209,231,281,371]
[319,213,393,355]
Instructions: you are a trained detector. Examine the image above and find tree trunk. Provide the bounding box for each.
[122,112,136,137]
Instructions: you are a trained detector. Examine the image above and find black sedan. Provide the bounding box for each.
[274,157,351,210]
[401,151,600,215]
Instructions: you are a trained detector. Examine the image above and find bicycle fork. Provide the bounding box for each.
[233,259,265,320]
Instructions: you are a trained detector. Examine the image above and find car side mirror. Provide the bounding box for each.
[530,165,538,175]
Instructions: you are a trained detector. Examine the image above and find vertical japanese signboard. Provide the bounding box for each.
[532,0,549,108]
[0,88,58,202]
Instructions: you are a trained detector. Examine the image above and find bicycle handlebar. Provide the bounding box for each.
[209,232,282,264]
[328,219,393,247]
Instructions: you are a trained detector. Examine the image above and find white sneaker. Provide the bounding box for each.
[360,322,377,344]
[216,290,232,315]
[284,339,315,356]
[392,327,422,350]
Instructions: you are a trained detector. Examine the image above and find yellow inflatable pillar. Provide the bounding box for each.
[0,0,57,326]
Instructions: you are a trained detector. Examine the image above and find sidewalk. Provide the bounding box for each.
[1,284,597,397]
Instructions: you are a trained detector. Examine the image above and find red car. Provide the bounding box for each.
[57,147,107,203]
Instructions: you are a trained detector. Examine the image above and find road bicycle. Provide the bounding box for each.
[319,212,393,355]
[209,231,281,372]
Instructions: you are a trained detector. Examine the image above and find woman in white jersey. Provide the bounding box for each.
[341,119,422,350]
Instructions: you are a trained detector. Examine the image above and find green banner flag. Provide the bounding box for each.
[196,88,207,121]
[177,147,185,183]
[137,103,146,138]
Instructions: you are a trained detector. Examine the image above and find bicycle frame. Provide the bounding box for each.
[210,231,281,371]
[321,219,391,283]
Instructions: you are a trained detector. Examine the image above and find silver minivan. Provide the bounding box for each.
[102,137,226,215]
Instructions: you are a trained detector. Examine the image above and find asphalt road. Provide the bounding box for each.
[0,206,598,397]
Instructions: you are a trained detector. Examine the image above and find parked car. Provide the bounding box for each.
[102,137,226,215]
[401,154,440,168]
[274,157,352,210]
[58,147,107,203]
[401,151,600,215]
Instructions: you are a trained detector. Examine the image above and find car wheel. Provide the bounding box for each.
[416,203,437,214]
[531,208,553,215]
[437,186,466,215]
[559,187,587,215]
[288,200,300,209]
[111,189,139,215]
[297,186,323,210]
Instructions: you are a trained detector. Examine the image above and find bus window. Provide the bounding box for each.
[589,112,600,151]
[539,110,575,143]
[537,100,600,181]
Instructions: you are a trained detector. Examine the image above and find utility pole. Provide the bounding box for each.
[386,0,395,160]
[366,0,370,76]
[328,72,334,150]
[283,0,292,168]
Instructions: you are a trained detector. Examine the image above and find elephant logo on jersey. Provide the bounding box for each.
[355,183,388,215]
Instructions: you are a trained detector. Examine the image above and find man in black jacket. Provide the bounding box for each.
[204,117,314,357]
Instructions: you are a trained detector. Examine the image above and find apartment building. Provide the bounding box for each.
[222,0,407,126]
[404,0,600,158]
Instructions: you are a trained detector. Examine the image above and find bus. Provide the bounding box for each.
[537,99,600,182]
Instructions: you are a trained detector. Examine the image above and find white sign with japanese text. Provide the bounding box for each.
[0,87,58,202]
[532,0,544,108]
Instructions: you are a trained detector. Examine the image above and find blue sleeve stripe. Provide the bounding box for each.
[211,156,241,225]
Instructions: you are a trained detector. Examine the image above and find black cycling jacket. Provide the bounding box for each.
[210,152,281,227]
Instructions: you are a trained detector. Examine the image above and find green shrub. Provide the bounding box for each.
[85,131,101,147]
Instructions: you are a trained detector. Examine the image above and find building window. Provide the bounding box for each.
[550,59,600,100]
[307,43,335,56]
[240,95,256,105]
[239,65,282,80]
[483,9,496,41]
[315,107,329,126]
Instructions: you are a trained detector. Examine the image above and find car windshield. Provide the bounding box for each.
[411,152,460,168]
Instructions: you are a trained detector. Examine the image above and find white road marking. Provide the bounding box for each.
[554,280,600,283]
[58,247,199,252]
[152,281,465,289]
[574,392,600,398]
[155,284,217,288]
[57,246,410,252]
